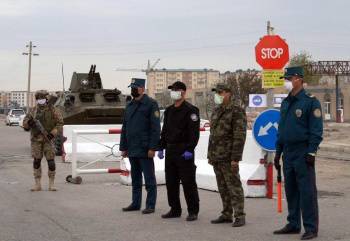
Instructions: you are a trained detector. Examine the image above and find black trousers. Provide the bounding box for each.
[165,150,200,215]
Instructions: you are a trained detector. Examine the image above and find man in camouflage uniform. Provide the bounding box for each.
[208,83,247,227]
[23,90,64,192]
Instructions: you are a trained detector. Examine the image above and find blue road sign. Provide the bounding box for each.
[252,95,263,106]
[253,109,280,152]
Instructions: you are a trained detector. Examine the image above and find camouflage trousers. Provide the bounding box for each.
[213,161,245,219]
[31,140,55,160]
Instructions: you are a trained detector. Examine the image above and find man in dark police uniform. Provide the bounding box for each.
[274,66,323,240]
[120,78,161,214]
[158,81,200,221]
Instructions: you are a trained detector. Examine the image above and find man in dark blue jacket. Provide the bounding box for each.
[274,67,323,240]
[120,78,161,214]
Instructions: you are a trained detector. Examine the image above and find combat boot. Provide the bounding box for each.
[31,168,42,192]
[211,215,233,224]
[48,170,57,191]
[232,217,246,227]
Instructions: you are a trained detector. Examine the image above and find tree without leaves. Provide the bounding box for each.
[288,51,320,85]
[225,69,266,108]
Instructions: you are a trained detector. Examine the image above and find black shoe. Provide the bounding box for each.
[186,213,198,221]
[211,215,233,224]
[142,208,155,214]
[273,224,301,234]
[232,217,245,227]
[301,232,318,240]
[161,209,181,219]
[122,204,140,212]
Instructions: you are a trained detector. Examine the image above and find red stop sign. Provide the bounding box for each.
[255,35,289,69]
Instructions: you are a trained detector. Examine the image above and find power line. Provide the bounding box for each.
[45,41,255,57]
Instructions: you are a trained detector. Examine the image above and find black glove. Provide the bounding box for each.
[47,133,54,140]
[305,154,315,167]
[28,118,35,127]
[274,154,281,170]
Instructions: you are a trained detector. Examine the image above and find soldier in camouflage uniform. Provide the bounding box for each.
[208,83,247,227]
[23,90,64,192]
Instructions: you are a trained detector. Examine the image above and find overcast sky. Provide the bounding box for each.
[0,0,349,94]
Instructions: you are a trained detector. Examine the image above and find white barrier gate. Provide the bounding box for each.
[64,125,270,197]
[66,128,129,184]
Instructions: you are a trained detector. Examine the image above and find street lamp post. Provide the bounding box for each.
[22,41,39,113]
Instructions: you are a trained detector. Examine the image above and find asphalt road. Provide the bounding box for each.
[0,122,349,241]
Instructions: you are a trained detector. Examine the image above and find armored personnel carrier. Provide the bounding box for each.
[54,65,126,125]
[53,65,127,155]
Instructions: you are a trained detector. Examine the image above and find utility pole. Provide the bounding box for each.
[267,20,275,36]
[266,21,275,107]
[22,41,39,113]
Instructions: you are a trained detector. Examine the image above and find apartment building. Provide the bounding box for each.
[147,68,220,107]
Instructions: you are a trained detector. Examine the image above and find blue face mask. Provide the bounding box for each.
[170,91,182,100]
[214,93,224,105]
[36,99,47,105]
[284,81,293,91]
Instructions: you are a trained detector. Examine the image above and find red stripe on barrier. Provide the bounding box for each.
[247,179,266,185]
[109,129,122,134]
[108,169,130,176]
[120,171,130,176]
[108,168,124,173]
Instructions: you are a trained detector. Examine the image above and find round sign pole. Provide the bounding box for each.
[254,21,289,207]
[266,23,275,200]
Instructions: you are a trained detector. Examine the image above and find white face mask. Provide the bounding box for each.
[214,93,224,105]
[36,99,47,105]
[170,91,182,101]
[284,81,293,91]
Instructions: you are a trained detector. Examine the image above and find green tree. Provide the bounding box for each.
[288,51,320,85]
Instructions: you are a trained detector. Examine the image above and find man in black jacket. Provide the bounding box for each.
[158,81,200,221]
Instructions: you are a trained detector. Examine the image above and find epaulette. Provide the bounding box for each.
[184,101,198,110]
[306,92,316,98]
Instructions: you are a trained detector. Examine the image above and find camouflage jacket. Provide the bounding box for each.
[23,106,64,141]
[207,102,247,162]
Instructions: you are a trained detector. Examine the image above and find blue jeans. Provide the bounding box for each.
[129,157,157,209]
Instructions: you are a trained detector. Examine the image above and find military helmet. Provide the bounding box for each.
[35,90,49,99]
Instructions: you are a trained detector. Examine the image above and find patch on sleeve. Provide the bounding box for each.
[313,108,322,118]
[190,113,199,122]
[154,111,160,118]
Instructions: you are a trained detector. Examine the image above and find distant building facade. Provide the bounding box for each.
[307,76,350,122]
[0,91,37,113]
[147,69,220,108]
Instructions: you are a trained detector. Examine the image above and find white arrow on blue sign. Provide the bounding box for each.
[252,109,280,152]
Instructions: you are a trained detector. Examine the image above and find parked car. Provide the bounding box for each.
[6,109,25,126]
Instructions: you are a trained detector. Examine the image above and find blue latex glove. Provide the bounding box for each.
[158,150,164,159]
[182,151,193,160]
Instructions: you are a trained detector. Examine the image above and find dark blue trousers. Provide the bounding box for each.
[129,157,157,209]
[283,144,319,233]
